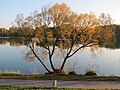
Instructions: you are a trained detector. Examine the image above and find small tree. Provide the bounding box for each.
[0,28,7,36]
[15,3,114,74]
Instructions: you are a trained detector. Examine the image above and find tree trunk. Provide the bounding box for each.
[49,58,56,71]
[29,45,51,73]
[60,57,67,72]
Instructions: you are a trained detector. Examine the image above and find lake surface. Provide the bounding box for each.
[0,38,120,76]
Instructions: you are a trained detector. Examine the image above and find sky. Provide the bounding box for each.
[0,0,120,28]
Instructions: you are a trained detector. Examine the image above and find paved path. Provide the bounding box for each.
[0,79,120,89]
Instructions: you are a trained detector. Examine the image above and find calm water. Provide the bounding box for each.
[0,39,120,76]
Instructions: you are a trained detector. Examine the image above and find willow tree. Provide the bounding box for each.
[15,3,113,74]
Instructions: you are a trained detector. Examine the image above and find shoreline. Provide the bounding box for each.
[0,73,119,81]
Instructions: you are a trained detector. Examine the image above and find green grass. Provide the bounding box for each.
[0,86,119,90]
[0,73,120,81]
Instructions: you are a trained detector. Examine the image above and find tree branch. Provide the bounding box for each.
[29,44,51,73]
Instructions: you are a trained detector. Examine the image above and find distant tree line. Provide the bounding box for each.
[98,24,120,49]
[0,27,33,37]
[0,24,120,49]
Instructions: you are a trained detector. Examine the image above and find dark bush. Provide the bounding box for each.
[68,71,77,75]
[85,71,97,76]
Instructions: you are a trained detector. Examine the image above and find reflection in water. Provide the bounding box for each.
[0,38,120,76]
[119,57,120,68]
[0,37,30,46]
[24,48,35,63]
[0,37,120,49]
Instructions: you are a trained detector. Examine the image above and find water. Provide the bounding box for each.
[0,38,120,76]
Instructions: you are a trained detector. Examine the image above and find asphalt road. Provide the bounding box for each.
[0,79,120,89]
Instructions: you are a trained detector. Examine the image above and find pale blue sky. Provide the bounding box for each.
[0,0,120,28]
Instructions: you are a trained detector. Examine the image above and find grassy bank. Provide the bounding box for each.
[0,73,120,81]
[0,86,119,90]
